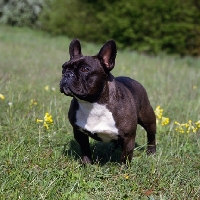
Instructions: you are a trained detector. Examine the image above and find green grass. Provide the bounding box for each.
[0,25,200,200]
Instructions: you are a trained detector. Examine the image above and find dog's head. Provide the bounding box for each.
[60,39,117,102]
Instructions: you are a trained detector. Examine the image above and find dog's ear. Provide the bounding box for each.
[98,40,117,71]
[69,39,82,59]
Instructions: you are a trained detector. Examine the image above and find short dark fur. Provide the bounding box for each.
[60,39,156,164]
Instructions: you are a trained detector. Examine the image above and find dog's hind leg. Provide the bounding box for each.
[138,105,156,155]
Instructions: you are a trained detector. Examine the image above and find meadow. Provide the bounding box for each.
[0,25,199,199]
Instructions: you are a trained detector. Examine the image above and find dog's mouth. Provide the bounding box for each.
[60,78,89,100]
[61,85,90,101]
[63,87,73,97]
[60,78,72,95]
[60,84,74,97]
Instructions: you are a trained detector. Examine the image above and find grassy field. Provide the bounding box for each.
[0,25,200,200]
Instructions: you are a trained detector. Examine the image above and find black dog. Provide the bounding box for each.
[60,39,156,164]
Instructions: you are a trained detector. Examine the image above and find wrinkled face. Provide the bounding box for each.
[60,38,117,101]
[60,56,107,101]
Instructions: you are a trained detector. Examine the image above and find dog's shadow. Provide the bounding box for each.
[63,140,145,165]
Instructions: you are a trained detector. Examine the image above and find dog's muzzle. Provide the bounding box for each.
[64,71,75,79]
[60,72,75,96]
[61,71,75,88]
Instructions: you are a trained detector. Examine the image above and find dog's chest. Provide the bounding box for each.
[75,102,119,143]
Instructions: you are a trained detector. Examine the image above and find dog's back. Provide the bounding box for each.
[115,76,151,109]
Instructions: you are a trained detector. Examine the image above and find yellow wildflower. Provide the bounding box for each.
[154,106,169,126]
[124,174,129,180]
[30,99,37,107]
[193,85,197,90]
[154,106,163,119]
[44,85,49,91]
[186,120,198,133]
[36,112,53,129]
[161,117,170,126]
[43,122,49,129]
[174,120,199,134]
[36,119,43,123]
[0,94,5,100]
[174,121,179,125]
[195,120,200,129]
[44,112,53,123]
[174,121,185,133]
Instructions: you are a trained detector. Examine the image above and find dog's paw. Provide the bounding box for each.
[147,146,156,156]
[82,156,92,165]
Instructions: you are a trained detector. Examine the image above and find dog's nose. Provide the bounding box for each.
[64,71,75,79]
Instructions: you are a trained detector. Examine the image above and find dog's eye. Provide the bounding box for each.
[80,66,90,73]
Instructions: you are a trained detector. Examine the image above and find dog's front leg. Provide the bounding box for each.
[120,134,136,165]
[73,128,92,164]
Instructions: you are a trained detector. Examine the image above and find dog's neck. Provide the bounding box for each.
[98,73,117,104]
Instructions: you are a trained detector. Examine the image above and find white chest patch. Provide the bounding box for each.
[75,101,119,143]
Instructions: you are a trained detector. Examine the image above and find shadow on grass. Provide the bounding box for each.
[63,140,145,165]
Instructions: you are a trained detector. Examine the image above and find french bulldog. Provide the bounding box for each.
[60,39,156,164]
